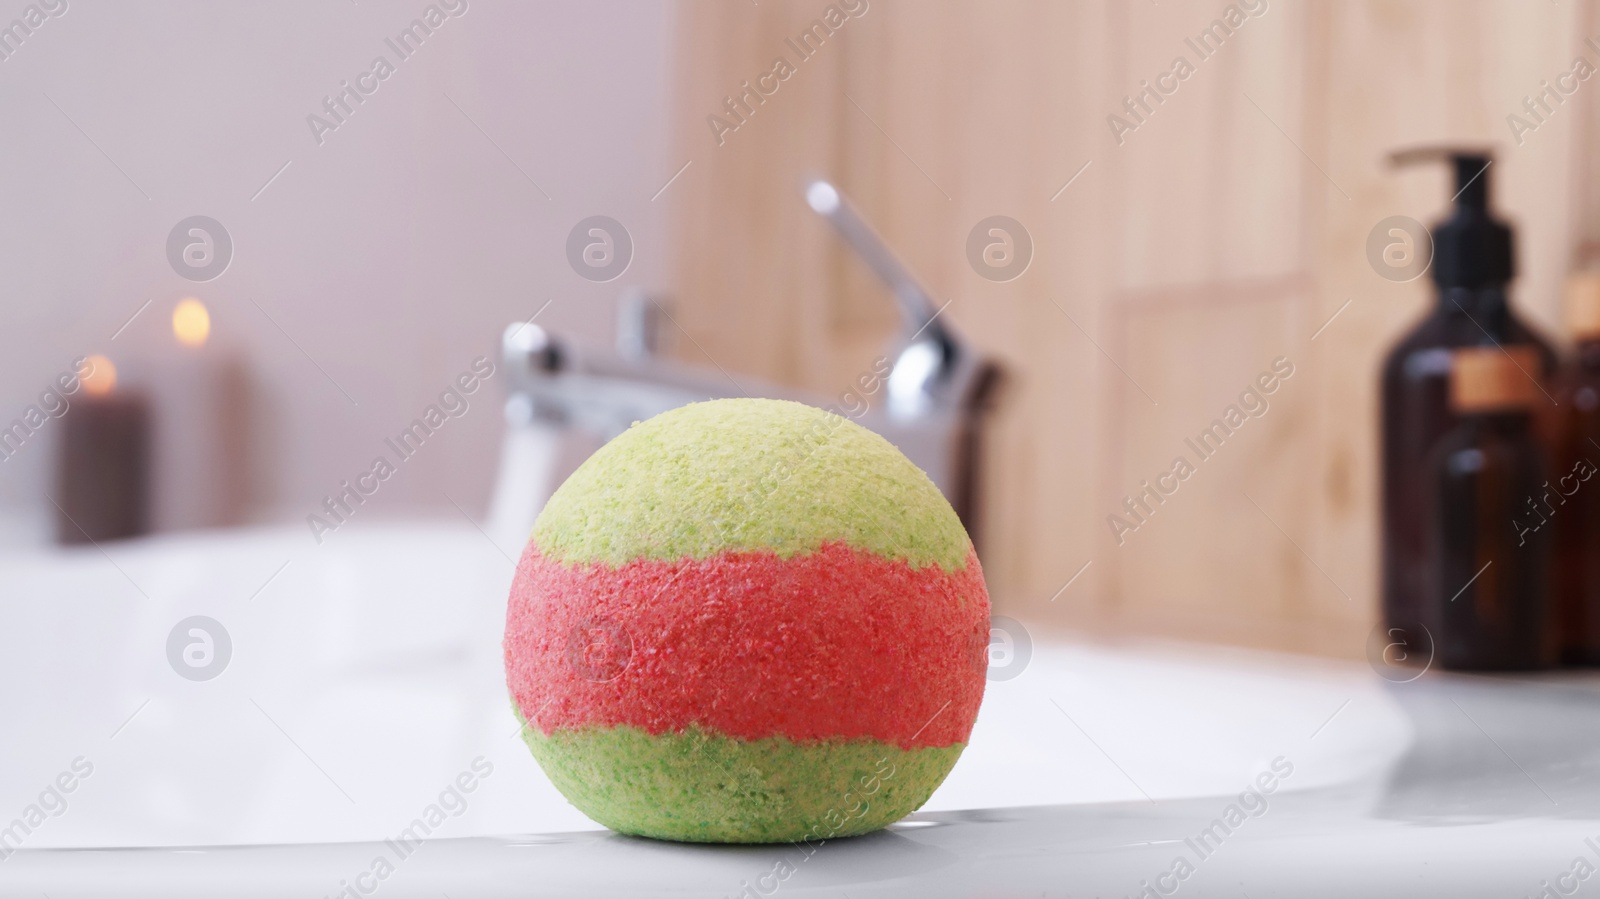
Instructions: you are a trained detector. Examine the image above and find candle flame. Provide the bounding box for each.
[173,298,210,347]
[81,355,117,396]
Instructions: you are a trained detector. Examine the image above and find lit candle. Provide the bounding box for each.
[133,297,248,532]
[54,355,150,544]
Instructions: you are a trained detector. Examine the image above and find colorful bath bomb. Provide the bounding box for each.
[504,398,990,843]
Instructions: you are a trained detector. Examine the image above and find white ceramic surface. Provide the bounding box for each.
[4,523,1590,897]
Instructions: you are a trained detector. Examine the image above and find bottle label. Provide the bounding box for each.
[1449,345,1541,412]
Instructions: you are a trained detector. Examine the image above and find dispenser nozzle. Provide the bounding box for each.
[1386,145,1513,288]
[1389,146,1494,212]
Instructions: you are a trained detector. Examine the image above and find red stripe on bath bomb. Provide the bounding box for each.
[505,541,989,749]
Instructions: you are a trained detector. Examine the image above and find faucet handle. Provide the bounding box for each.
[804,178,1000,423]
[804,179,948,346]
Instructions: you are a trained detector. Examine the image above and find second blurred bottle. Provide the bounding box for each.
[1552,272,1600,664]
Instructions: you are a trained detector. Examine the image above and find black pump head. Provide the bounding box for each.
[1388,146,1513,289]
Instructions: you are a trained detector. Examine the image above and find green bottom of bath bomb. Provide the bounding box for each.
[519,717,964,843]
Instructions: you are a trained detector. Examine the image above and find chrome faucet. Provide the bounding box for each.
[487,180,1002,553]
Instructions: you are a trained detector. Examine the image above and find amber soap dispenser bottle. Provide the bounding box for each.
[1380,148,1556,636]
[1430,346,1551,670]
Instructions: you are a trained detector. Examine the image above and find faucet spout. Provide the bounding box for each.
[490,182,1004,554]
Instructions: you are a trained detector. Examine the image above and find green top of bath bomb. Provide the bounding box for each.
[530,398,971,570]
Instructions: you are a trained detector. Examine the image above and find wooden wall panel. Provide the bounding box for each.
[666,0,1598,658]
